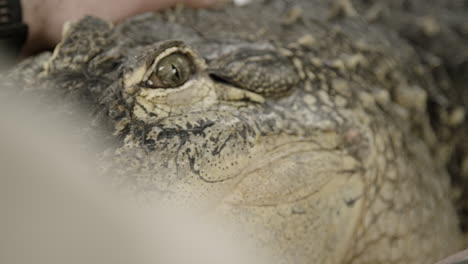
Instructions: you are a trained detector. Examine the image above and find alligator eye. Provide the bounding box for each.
[146,53,193,88]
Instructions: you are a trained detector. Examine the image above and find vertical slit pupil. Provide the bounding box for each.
[171,64,181,80]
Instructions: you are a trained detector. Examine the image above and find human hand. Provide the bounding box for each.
[21,0,221,53]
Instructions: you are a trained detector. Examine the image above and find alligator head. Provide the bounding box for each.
[8,3,465,263]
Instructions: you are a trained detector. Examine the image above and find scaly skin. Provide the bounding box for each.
[3,0,467,263]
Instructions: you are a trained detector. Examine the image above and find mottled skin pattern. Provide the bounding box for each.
[3,0,468,263]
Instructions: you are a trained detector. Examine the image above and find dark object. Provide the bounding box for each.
[0,0,28,67]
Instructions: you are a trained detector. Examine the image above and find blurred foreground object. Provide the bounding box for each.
[0,90,270,264]
[435,249,468,264]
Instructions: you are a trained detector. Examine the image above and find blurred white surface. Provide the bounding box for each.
[0,83,269,264]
